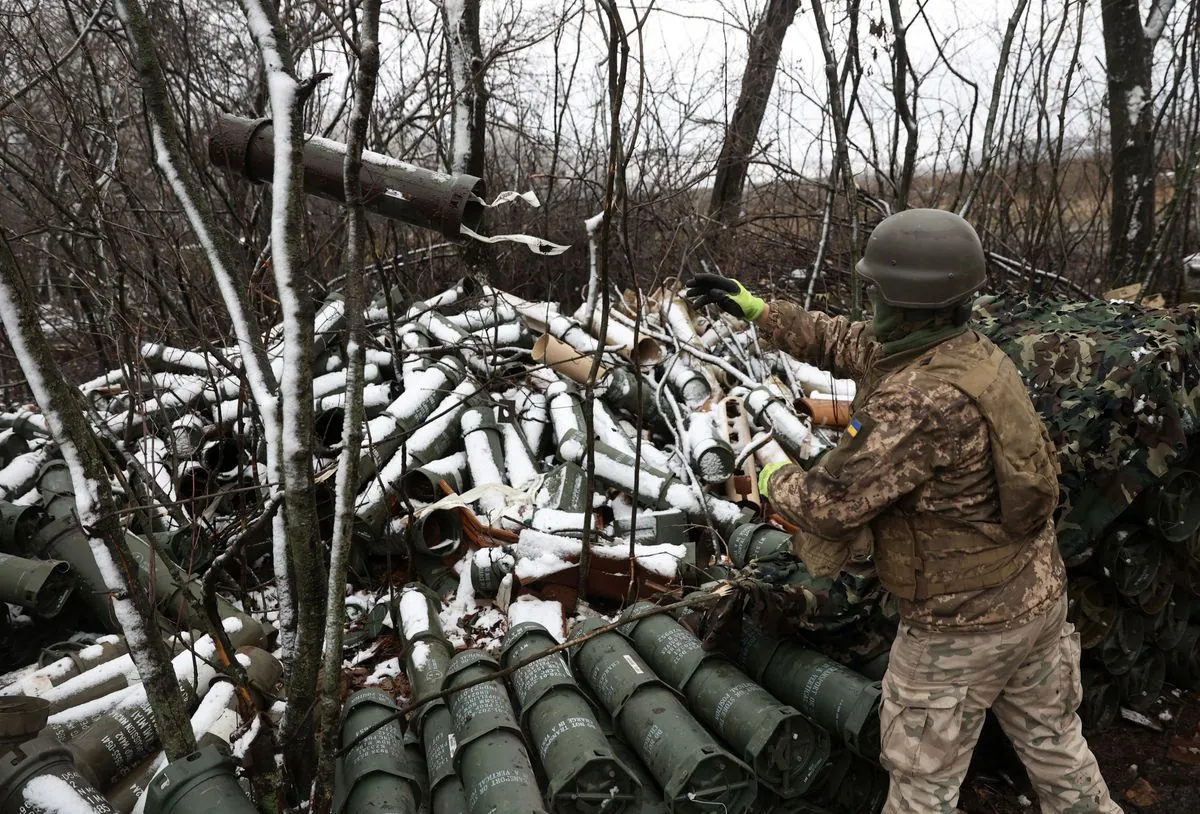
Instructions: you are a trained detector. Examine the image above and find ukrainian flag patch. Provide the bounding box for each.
[846,418,862,438]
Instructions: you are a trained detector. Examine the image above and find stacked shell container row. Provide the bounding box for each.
[379,582,886,814]
[0,615,280,814]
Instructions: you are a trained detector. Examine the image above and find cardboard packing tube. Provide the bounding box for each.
[576,305,664,367]
[532,333,607,384]
[799,396,852,428]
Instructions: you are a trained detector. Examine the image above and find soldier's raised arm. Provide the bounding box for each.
[683,273,876,381]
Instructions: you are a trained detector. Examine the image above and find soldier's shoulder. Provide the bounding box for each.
[864,370,966,430]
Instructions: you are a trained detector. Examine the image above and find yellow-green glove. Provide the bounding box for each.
[683,273,766,322]
[757,461,787,500]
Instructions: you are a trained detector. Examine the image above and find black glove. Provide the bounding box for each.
[683,273,766,321]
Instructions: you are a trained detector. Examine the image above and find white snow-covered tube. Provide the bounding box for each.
[685,411,735,485]
[547,384,587,463]
[743,386,822,462]
[446,301,518,332]
[514,386,549,457]
[461,405,508,520]
[665,360,712,407]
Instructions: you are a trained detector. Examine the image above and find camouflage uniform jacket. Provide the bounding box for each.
[758,301,1066,632]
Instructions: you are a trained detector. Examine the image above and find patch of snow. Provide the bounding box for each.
[529,509,588,534]
[21,773,102,814]
[399,589,431,641]
[514,552,574,583]
[0,448,51,498]
[232,713,263,760]
[189,681,237,740]
[508,596,565,642]
[515,528,585,560]
[365,658,403,686]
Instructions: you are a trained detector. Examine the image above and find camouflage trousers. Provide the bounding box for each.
[879,594,1122,813]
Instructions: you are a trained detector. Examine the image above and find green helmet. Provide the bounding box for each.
[855,208,986,308]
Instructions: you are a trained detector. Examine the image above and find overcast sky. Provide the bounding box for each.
[339,0,1188,181]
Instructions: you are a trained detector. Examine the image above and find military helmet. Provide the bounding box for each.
[855,208,986,308]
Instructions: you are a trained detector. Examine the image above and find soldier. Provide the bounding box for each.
[685,209,1122,814]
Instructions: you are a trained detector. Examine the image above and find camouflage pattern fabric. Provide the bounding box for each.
[761,305,1065,632]
[880,595,1121,814]
[973,295,1200,560]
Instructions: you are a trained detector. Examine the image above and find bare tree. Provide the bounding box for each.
[313,0,382,809]
[0,232,196,759]
[1101,0,1177,285]
[237,0,327,793]
[707,0,802,233]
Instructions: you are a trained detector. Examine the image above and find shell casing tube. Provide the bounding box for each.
[0,733,117,814]
[727,523,793,568]
[599,368,660,423]
[738,620,881,761]
[144,745,256,814]
[1117,648,1167,713]
[0,553,75,619]
[333,689,421,814]
[65,700,161,791]
[568,618,756,814]
[620,603,830,798]
[421,703,470,814]
[208,114,483,238]
[397,585,453,732]
[558,430,677,511]
[470,548,515,600]
[0,502,44,558]
[501,622,640,813]
[600,729,670,814]
[744,386,820,463]
[445,650,547,814]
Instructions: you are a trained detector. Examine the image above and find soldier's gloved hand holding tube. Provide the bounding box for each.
[683,273,767,322]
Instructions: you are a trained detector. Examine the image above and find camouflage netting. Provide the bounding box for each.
[973,295,1200,560]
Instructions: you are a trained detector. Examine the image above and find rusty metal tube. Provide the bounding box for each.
[208,114,484,239]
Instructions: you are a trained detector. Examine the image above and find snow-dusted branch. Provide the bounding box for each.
[1144,0,1177,42]
[314,0,382,807]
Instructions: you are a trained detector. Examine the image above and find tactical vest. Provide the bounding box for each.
[872,334,1061,601]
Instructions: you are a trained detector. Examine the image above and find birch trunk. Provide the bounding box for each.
[240,0,326,794]
[0,233,197,760]
[312,1,382,810]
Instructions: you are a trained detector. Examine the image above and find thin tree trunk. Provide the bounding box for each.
[239,0,325,795]
[707,0,801,229]
[112,0,289,653]
[1101,0,1170,285]
[810,0,862,315]
[0,233,196,759]
[312,0,381,810]
[442,0,490,272]
[442,0,487,178]
[887,0,918,210]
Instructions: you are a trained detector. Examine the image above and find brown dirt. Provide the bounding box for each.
[960,690,1200,813]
